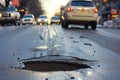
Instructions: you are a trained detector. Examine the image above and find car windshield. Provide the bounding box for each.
[71,1,94,7]
[23,15,33,18]
[40,16,47,18]
[52,16,60,20]
[7,6,17,11]
[1,6,17,11]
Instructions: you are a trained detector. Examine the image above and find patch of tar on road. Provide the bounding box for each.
[84,43,92,46]
[80,35,86,38]
[70,37,74,39]
[73,41,79,43]
[39,35,44,40]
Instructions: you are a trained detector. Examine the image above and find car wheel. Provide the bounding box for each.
[37,23,39,25]
[85,24,88,29]
[65,22,69,28]
[2,23,4,26]
[62,21,64,27]
[18,23,20,25]
[10,23,15,26]
[22,23,25,25]
[51,22,53,25]
[91,22,97,30]
[14,22,17,26]
[62,21,68,28]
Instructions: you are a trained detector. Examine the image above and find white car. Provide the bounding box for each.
[50,16,61,24]
[22,14,36,25]
[0,6,20,26]
[61,0,98,30]
[37,15,48,25]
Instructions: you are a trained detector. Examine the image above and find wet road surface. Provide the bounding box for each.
[0,24,120,80]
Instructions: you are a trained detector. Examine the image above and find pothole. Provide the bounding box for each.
[22,55,96,71]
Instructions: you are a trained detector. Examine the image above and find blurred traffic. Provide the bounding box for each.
[21,14,36,25]
[50,16,61,24]
[0,5,20,26]
[37,15,48,25]
[99,4,120,22]
[0,0,120,27]
[60,0,98,30]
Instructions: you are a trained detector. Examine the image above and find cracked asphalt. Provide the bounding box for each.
[0,24,120,80]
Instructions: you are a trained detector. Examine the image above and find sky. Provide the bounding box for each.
[39,0,69,18]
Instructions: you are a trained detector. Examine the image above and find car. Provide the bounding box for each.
[100,6,119,21]
[101,7,111,19]
[0,5,20,26]
[37,15,48,25]
[111,2,120,19]
[50,16,61,24]
[99,7,112,22]
[61,0,98,30]
[98,5,119,24]
[22,14,36,25]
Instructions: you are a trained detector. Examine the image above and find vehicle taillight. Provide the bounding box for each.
[93,8,98,13]
[66,7,72,12]
[111,9,118,15]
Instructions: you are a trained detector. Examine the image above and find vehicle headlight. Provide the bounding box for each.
[0,13,2,17]
[32,18,35,21]
[22,19,24,22]
[61,16,64,20]
[11,13,15,16]
[38,19,41,22]
[45,19,48,21]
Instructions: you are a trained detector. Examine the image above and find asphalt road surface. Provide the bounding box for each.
[0,24,120,80]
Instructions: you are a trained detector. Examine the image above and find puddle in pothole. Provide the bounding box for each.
[21,55,97,71]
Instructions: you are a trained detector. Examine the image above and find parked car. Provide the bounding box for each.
[111,2,120,19]
[100,7,111,20]
[0,5,20,26]
[61,0,98,30]
[98,5,119,24]
[37,15,48,25]
[22,14,36,25]
[50,16,61,24]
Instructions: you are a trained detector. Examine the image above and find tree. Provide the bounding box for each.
[19,0,43,17]
[5,0,10,7]
[27,0,43,17]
